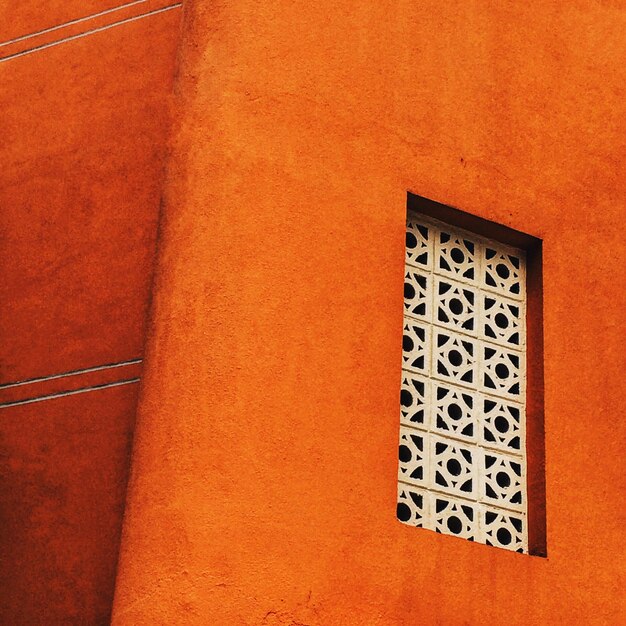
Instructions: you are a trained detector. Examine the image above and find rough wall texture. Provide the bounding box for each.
[0,386,139,624]
[0,2,181,623]
[113,1,626,624]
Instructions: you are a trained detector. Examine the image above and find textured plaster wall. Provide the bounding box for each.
[0,2,181,623]
[114,1,626,624]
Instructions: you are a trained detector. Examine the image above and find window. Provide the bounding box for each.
[397,203,535,553]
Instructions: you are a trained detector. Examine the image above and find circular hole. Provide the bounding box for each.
[449,298,464,315]
[446,458,462,476]
[399,445,412,463]
[404,282,416,299]
[450,247,465,264]
[495,363,509,379]
[447,403,463,421]
[448,350,463,367]
[495,313,509,329]
[400,389,413,407]
[496,263,510,279]
[403,335,414,352]
[496,471,511,488]
[406,232,417,249]
[397,502,412,522]
[447,515,463,534]
[497,527,512,545]
[494,416,510,433]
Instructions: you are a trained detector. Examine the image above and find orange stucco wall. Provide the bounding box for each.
[112,1,626,624]
[0,2,180,623]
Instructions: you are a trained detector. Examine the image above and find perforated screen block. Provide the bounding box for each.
[398,213,528,553]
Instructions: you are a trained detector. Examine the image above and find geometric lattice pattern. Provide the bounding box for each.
[398,213,528,552]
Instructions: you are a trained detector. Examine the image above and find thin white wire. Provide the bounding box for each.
[0,0,148,48]
[0,358,142,389]
[0,378,140,408]
[0,4,182,63]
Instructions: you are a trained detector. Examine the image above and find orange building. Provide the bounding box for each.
[1,1,625,624]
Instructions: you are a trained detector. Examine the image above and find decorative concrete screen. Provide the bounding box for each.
[397,212,528,553]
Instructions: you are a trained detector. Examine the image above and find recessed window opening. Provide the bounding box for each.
[397,193,545,556]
